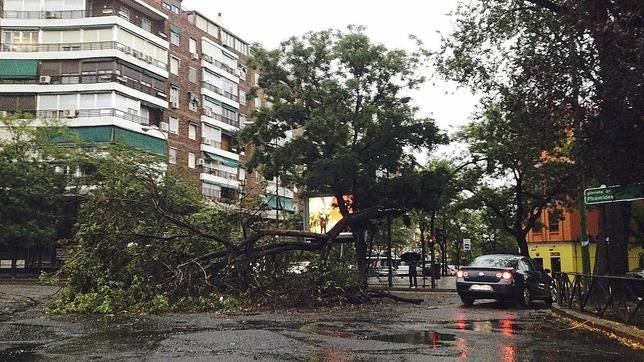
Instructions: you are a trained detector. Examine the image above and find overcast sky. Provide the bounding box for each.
[182,0,479,157]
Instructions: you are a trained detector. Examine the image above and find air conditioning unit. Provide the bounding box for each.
[145,55,153,63]
[63,109,77,118]
[204,109,213,118]
[45,11,58,19]
[160,122,169,132]
[123,46,132,55]
[39,75,51,84]
[203,55,213,63]
[197,158,205,166]
[191,53,199,60]
[171,101,179,109]
[201,137,211,145]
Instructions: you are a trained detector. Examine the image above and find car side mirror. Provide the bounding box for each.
[544,269,551,274]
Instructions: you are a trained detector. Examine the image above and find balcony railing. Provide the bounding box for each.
[0,41,168,71]
[37,108,150,125]
[202,55,238,77]
[3,10,88,19]
[203,107,240,128]
[202,81,239,102]
[0,73,166,100]
[202,166,237,180]
[2,10,163,39]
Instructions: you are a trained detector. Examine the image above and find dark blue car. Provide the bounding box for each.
[456,254,553,307]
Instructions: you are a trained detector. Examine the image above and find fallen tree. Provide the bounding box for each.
[50,144,411,314]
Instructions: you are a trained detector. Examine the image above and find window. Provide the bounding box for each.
[188,152,195,168]
[142,18,152,33]
[188,123,197,140]
[548,211,562,232]
[169,116,179,134]
[188,67,197,83]
[169,86,179,107]
[168,147,177,164]
[254,97,261,109]
[189,38,197,55]
[239,91,246,105]
[170,27,180,46]
[170,56,179,75]
[188,92,199,112]
[202,182,221,199]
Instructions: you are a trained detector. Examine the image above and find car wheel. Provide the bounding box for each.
[520,287,531,308]
[460,296,475,306]
[544,291,553,307]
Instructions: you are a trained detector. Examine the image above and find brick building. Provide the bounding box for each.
[0,0,296,274]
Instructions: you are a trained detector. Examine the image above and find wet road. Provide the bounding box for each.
[0,285,641,361]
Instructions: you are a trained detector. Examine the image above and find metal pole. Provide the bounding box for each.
[421,222,426,288]
[387,214,393,288]
[430,210,436,289]
[579,192,591,274]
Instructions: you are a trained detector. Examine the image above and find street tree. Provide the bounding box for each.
[239,28,446,285]
[459,90,578,256]
[437,0,643,273]
[0,116,75,262]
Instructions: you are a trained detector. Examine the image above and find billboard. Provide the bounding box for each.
[307,195,353,233]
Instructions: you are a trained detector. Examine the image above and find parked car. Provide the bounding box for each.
[447,265,457,276]
[456,254,553,308]
[395,262,423,276]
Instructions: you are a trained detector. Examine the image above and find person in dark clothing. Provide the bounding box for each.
[408,259,418,288]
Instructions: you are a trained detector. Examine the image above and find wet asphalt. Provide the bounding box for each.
[0,283,641,361]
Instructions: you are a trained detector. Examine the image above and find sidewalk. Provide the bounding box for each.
[552,304,644,346]
[368,275,456,292]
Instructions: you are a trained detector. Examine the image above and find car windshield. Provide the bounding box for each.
[469,255,518,268]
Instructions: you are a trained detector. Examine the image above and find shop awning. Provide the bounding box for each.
[204,152,238,168]
[0,60,38,79]
[69,126,166,155]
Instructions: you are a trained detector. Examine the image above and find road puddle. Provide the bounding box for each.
[369,330,456,347]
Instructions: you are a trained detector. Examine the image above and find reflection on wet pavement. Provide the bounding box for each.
[369,330,456,347]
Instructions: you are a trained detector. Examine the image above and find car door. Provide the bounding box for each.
[520,258,548,298]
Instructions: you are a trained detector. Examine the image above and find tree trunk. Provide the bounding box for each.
[516,232,530,257]
[587,1,642,275]
[353,224,368,288]
[594,203,631,275]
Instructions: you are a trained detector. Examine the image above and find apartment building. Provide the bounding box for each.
[0,0,170,154]
[0,0,297,274]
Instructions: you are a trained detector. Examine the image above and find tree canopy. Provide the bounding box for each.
[239,28,447,282]
[438,0,643,271]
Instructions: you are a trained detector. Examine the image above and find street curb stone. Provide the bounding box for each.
[552,304,644,346]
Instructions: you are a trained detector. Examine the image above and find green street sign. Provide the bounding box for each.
[584,183,644,205]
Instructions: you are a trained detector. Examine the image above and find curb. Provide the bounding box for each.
[552,304,644,346]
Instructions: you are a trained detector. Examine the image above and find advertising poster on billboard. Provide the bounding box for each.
[307,195,353,234]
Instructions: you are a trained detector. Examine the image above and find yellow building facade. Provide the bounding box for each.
[527,207,643,273]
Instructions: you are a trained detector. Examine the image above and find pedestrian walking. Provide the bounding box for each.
[408,259,418,288]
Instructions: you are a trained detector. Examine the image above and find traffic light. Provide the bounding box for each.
[427,235,436,246]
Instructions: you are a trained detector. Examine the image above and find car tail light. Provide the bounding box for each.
[502,271,513,280]
[457,270,464,278]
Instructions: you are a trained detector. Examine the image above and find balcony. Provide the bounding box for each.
[0,73,166,100]
[0,41,167,71]
[2,6,165,38]
[202,55,238,78]
[201,165,238,181]
[2,10,88,19]
[203,107,240,128]
[201,81,238,102]
[38,108,151,125]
